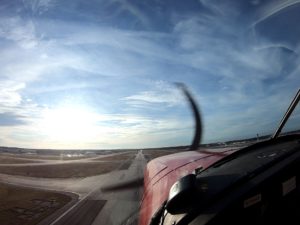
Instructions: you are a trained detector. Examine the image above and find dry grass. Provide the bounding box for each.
[0,182,71,225]
[93,152,136,161]
[0,155,39,164]
[0,161,122,178]
[4,154,90,161]
[0,150,184,178]
[143,150,181,162]
[0,151,137,178]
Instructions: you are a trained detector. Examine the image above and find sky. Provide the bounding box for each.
[0,0,300,149]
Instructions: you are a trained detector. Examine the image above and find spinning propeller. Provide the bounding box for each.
[101,83,202,192]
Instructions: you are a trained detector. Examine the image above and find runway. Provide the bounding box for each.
[49,151,146,225]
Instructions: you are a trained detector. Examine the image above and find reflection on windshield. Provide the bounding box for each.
[281,89,300,135]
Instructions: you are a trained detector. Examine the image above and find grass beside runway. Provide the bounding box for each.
[0,151,139,178]
[0,182,72,225]
[0,155,40,164]
[0,150,179,178]
[143,149,182,162]
[0,161,122,178]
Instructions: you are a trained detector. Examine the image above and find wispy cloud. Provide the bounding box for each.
[111,0,151,27]
[254,0,300,26]
[22,0,56,15]
[0,81,25,109]
[123,81,184,108]
[0,112,27,126]
[0,17,38,49]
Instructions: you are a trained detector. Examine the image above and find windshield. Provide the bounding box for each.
[280,89,300,136]
[0,1,299,225]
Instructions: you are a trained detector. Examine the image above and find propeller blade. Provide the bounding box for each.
[101,84,202,192]
[101,177,144,192]
[175,83,202,150]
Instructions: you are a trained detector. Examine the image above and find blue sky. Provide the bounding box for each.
[0,0,300,149]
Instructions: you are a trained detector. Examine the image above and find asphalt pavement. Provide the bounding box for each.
[47,151,146,225]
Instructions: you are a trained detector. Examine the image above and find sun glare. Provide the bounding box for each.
[40,107,99,143]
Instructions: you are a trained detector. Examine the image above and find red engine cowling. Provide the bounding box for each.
[139,148,236,225]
